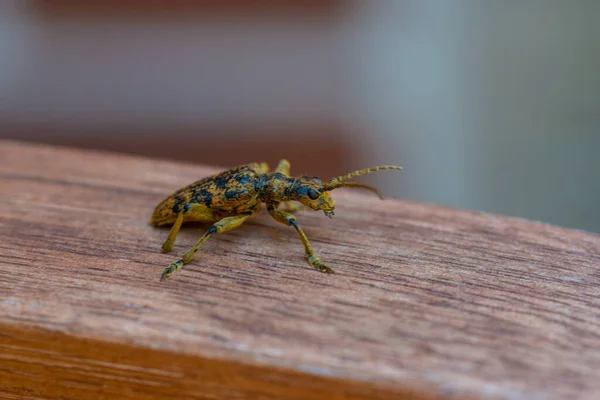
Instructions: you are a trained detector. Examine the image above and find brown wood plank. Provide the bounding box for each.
[0,140,599,399]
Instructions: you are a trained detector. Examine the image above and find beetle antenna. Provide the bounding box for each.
[333,182,385,199]
[323,165,402,193]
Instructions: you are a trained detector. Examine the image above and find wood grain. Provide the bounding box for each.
[0,140,599,400]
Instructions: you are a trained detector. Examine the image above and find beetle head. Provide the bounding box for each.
[291,177,336,217]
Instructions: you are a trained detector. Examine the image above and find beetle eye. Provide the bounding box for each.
[307,188,319,200]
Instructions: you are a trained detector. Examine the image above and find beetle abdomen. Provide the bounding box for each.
[151,163,263,226]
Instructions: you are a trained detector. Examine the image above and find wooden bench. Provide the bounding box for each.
[1,140,598,399]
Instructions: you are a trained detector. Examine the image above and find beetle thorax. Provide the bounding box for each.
[257,172,296,203]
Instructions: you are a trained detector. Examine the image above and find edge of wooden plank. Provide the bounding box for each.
[0,322,441,400]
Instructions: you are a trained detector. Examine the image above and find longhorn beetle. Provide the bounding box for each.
[151,160,402,280]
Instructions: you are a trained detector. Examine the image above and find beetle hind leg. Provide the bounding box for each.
[161,213,184,253]
[160,203,215,253]
[161,213,253,280]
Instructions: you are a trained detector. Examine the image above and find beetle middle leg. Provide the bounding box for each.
[274,160,305,213]
[267,205,334,274]
[284,202,310,213]
[161,213,252,280]
[161,203,214,253]
[275,159,291,176]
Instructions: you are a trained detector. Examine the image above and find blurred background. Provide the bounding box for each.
[1,1,598,233]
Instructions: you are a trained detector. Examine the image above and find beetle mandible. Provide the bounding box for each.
[151,160,402,280]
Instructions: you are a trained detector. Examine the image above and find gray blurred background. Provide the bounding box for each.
[1,1,599,233]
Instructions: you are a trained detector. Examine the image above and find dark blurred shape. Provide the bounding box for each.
[3,0,351,178]
[8,124,353,179]
[37,0,343,18]
[2,1,599,233]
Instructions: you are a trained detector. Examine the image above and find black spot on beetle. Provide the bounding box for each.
[225,189,239,200]
[236,174,252,185]
[272,172,287,182]
[172,194,187,213]
[192,189,213,206]
[212,173,232,190]
[204,191,213,205]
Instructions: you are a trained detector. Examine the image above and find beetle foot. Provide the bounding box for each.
[308,255,335,274]
[161,242,173,253]
[161,259,183,280]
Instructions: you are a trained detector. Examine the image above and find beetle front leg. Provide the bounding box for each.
[161,214,251,280]
[267,205,333,274]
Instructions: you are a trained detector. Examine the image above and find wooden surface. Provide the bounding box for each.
[0,140,599,400]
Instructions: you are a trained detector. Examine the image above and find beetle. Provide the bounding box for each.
[151,159,402,280]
